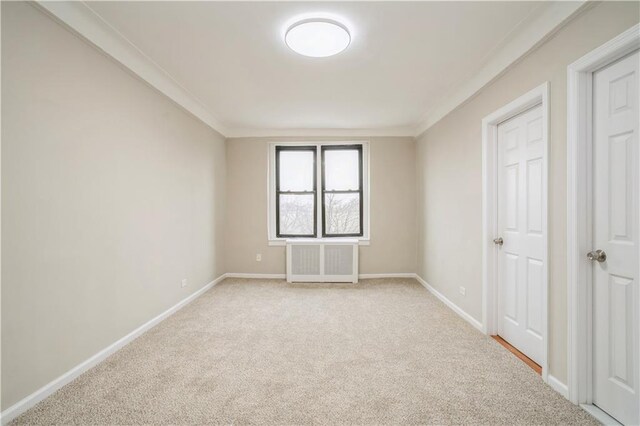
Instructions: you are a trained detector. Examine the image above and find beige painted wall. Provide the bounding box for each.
[225,137,417,275]
[416,1,640,384]
[4,0,637,413]
[1,3,226,409]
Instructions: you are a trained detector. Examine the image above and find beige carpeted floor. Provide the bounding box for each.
[12,278,597,425]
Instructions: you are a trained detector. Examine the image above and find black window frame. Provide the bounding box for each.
[321,144,364,238]
[275,145,317,238]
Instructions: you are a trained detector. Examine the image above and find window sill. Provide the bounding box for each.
[268,238,370,247]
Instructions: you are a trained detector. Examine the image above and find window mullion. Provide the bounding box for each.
[323,190,360,194]
[278,190,315,195]
[316,144,322,238]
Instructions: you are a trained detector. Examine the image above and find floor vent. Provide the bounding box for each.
[286,239,358,283]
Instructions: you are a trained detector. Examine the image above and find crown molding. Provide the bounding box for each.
[224,126,416,138]
[413,0,590,138]
[33,1,230,137]
[35,0,590,141]
[33,1,413,140]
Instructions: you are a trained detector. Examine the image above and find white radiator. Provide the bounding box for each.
[286,239,358,283]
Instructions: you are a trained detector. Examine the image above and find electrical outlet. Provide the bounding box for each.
[256,253,262,262]
[181,279,188,288]
[459,286,466,296]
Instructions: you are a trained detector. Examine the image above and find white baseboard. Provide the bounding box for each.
[580,404,621,425]
[0,274,227,425]
[359,273,416,279]
[547,374,569,400]
[225,273,286,279]
[414,275,483,331]
[225,273,416,280]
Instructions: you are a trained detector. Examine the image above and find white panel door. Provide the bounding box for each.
[496,104,545,365]
[592,50,639,426]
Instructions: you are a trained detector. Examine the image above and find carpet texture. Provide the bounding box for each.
[12,278,597,425]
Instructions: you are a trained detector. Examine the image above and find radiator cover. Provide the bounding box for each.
[286,239,359,283]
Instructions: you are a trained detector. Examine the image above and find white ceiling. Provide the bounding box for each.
[81,1,563,136]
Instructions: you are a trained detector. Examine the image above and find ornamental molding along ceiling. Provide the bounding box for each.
[35,1,589,139]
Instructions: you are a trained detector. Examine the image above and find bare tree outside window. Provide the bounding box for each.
[324,193,360,234]
[279,194,314,235]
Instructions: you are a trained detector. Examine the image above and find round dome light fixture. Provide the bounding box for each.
[285,18,351,58]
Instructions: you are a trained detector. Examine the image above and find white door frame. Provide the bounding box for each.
[567,23,640,409]
[482,82,550,381]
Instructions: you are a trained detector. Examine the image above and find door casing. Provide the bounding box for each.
[567,23,640,412]
[482,82,550,381]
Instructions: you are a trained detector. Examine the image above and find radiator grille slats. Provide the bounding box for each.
[324,245,354,275]
[291,245,320,275]
[286,240,358,283]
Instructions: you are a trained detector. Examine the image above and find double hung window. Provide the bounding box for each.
[271,143,367,240]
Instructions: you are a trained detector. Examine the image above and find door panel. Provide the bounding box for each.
[609,132,633,242]
[527,158,543,234]
[504,253,519,323]
[526,257,543,338]
[497,104,544,365]
[505,165,519,230]
[592,50,639,426]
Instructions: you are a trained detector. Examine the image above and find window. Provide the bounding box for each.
[275,146,317,238]
[271,143,368,241]
[321,145,363,237]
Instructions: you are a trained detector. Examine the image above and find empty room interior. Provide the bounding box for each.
[1,1,640,425]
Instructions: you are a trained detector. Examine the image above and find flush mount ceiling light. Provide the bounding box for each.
[285,18,351,58]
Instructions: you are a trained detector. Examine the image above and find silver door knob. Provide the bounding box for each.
[587,249,607,262]
[493,237,504,246]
